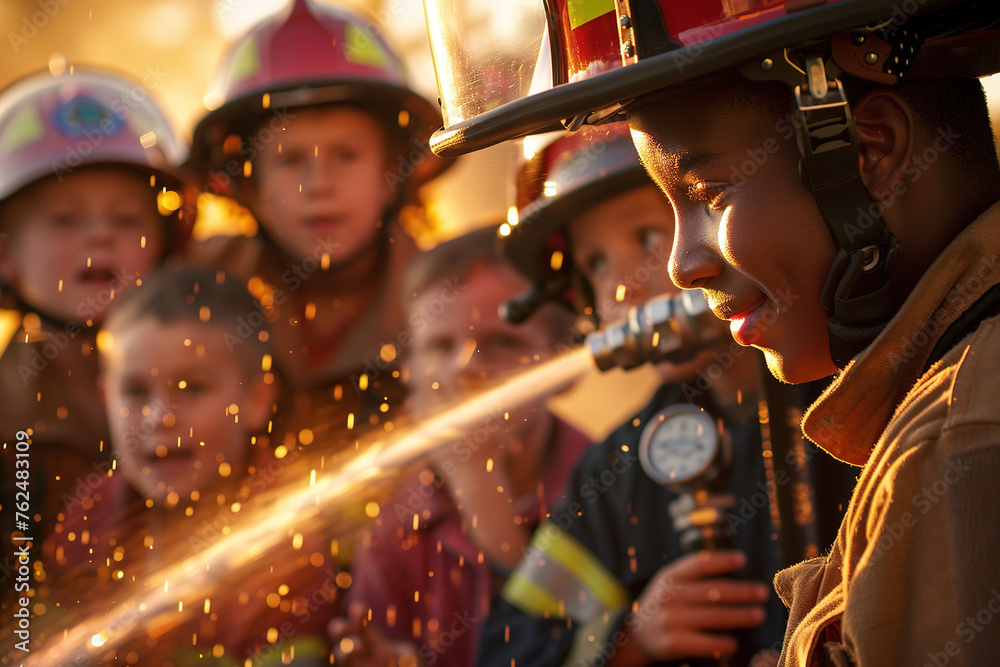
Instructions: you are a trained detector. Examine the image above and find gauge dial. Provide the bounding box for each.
[639,404,720,487]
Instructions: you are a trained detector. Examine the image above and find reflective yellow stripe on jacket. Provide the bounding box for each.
[502,520,627,622]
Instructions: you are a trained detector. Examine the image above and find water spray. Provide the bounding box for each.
[16,291,731,664]
[14,349,596,665]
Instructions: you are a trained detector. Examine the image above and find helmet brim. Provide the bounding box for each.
[188,77,452,189]
[505,165,650,284]
[430,0,963,157]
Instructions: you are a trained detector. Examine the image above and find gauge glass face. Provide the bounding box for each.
[641,408,718,485]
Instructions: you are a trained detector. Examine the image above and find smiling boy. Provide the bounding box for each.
[626,71,1000,664]
[479,125,856,667]
[422,1,1000,664]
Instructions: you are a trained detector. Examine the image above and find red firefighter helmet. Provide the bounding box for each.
[0,67,194,249]
[188,0,450,194]
[424,0,1000,157]
[425,0,1000,364]
[500,123,654,322]
[505,123,649,283]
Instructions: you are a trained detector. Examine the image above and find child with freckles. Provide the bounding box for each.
[40,266,338,666]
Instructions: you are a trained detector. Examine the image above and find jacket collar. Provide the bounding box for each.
[803,201,1000,465]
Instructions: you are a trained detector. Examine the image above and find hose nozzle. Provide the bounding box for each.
[586,291,726,371]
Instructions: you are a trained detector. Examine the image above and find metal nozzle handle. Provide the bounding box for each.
[585,290,727,371]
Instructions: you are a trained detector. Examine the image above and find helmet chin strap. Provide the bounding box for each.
[740,50,901,368]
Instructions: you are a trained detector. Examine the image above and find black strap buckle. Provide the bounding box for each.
[741,51,901,367]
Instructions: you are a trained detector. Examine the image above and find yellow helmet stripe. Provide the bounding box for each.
[567,0,615,30]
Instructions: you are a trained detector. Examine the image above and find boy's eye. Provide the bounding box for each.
[279,151,307,167]
[688,180,728,211]
[120,383,148,399]
[48,213,76,227]
[335,149,359,162]
[114,214,142,228]
[639,228,667,251]
[425,338,455,356]
[585,253,608,277]
[418,338,455,357]
[179,380,207,394]
[485,334,522,352]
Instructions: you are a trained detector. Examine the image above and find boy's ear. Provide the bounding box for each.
[852,89,915,204]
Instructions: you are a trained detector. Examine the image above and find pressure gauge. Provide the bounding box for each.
[639,404,723,488]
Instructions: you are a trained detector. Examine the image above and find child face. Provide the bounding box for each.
[629,90,839,383]
[408,262,559,407]
[249,107,394,267]
[568,184,678,323]
[0,168,166,324]
[103,316,272,507]
[567,182,735,385]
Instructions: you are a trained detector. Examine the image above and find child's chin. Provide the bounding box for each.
[144,481,193,508]
[762,348,833,385]
[32,298,84,324]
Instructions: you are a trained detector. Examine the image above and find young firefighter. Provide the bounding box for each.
[422,1,1000,665]
[40,266,338,665]
[327,227,591,667]
[0,67,191,571]
[480,124,853,666]
[186,0,451,455]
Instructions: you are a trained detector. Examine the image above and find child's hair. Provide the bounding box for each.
[403,226,575,340]
[403,226,505,301]
[101,265,271,374]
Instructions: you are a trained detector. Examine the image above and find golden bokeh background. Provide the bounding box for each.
[3,0,999,438]
[3,0,999,244]
[0,0,513,244]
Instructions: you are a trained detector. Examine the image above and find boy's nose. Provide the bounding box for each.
[303,158,336,196]
[145,397,177,431]
[84,218,116,246]
[669,208,724,290]
[453,342,506,393]
[452,340,482,379]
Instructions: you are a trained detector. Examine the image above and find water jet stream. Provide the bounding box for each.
[17,346,596,665]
